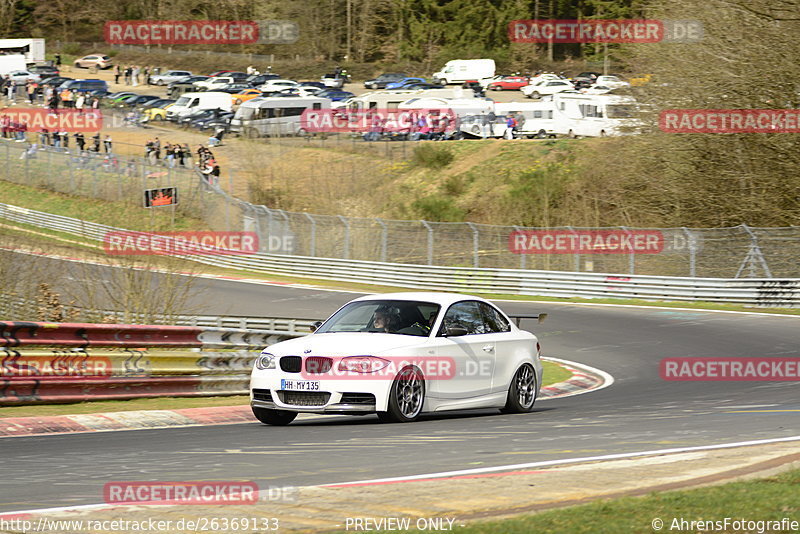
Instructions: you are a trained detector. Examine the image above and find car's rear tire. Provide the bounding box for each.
[377,366,425,423]
[501,364,537,414]
[252,406,297,426]
[532,91,541,99]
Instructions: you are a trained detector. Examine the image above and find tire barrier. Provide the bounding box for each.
[0,321,310,405]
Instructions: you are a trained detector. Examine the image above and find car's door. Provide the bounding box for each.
[476,302,521,393]
[431,301,496,399]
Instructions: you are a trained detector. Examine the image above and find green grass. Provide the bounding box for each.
[332,468,800,533]
[1,179,206,232]
[0,362,570,417]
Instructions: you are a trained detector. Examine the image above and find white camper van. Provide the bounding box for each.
[432,59,496,85]
[0,55,27,76]
[166,92,233,121]
[550,93,640,137]
[230,96,330,137]
[347,88,479,114]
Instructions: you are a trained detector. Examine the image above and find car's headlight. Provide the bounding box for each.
[255,351,276,370]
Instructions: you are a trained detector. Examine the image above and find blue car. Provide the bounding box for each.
[384,77,426,90]
[317,90,355,102]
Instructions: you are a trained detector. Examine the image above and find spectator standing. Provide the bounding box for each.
[104,135,112,153]
[153,137,161,161]
[75,93,85,115]
[143,66,150,85]
[54,54,61,67]
[114,65,121,84]
[504,114,517,140]
[92,133,101,152]
[74,132,86,151]
[132,65,140,87]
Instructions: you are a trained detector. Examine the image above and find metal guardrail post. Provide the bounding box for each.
[421,220,433,266]
[466,222,479,268]
[305,212,316,256]
[376,218,388,263]
[339,215,350,259]
[736,224,772,278]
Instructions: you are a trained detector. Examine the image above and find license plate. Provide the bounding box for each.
[280,379,320,391]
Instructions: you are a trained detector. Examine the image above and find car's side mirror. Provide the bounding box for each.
[309,320,323,332]
[444,324,469,337]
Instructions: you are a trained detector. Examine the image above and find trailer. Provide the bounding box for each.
[0,39,45,64]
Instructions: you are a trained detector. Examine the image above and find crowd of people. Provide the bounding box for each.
[197,145,220,185]
[144,137,192,167]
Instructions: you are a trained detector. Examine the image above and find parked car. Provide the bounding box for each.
[571,71,602,89]
[278,86,324,97]
[178,107,229,127]
[150,70,193,85]
[117,94,161,108]
[400,82,444,90]
[29,65,59,77]
[194,76,239,91]
[317,89,355,102]
[521,79,574,99]
[593,75,630,89]
[297,81,327,90]
[168,75,208,87]
[74,54,113,69]
[141,98,175,110]
[39,76,72,87]
[246,73,281,86]
[462,81,486,97]
[580,85,613,95]
[7,70,41,85]
[107,92,139,103]
[321,73,348,88]
[385,77,426,90]
[487,75,530,91]
[249,292,543,425]
[207,70,234,77]
[143,102,174,122]
[259,79,298,92]
[215,82,257,94]
[191,111,234,132]
[232,89,263,106]
[364,73,407,90]
[58,79,109,93]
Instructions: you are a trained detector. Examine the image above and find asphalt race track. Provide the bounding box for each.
[1,268,799,512]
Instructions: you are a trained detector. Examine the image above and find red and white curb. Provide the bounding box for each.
[540,356,614,399]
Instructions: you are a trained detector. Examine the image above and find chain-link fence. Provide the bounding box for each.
[1,139,798,278]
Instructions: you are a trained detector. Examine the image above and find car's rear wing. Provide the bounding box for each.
[507,313,548,327]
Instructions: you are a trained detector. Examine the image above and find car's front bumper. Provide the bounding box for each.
[250,372,390,413]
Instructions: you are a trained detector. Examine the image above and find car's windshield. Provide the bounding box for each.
[316,300,440,337]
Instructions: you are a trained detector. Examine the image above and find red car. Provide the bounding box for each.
[207,70,234,77]
[487,76,530,91]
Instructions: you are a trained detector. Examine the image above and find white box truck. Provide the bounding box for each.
[432,59,496,85]
[0,55,27,75]
[0,39,45,64]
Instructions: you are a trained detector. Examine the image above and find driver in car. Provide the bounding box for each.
[371,305,431,336]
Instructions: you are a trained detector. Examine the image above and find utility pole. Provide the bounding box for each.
[346,0,352,61]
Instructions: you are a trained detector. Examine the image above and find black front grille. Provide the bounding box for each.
[280,356,302,373]
[278,391,331,406]
[304,357,333,374]
[252,388,273,402]
[339,393,376,405]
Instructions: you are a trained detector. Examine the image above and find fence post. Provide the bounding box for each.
[305,212,316,256]
[620,226,634,274]
[466,222,479,268]
[339,215,350,259]
[566,226,580,272]
[513,225,526,269]
[682,227,696,277]
[376,218,388,263]
[421,220,433,266]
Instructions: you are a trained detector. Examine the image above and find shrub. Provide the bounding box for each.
[412,144,454,169]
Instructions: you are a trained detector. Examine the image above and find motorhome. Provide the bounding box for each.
[0,55,27,76]
[166,92,233,121]
[230,95,330,137]
[432,59,496,85]
[347,88,479,114]
[549,93,640,137]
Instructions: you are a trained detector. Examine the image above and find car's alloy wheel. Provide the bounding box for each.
[532,91,541,99]
[501,364,537,413]
[378,366,425,423]
[252,406,297,426]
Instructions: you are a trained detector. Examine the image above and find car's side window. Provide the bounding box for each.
[479,303,511,333]
[439,301,487,335]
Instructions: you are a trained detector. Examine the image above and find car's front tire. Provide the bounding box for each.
[252,406,297,426]
[501,363,537,414]
[378,366,425,423]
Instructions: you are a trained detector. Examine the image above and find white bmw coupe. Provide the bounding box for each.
[250,292,544,425]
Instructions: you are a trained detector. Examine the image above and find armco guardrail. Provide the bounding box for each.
[1,203,799,307]
[0,321,311,405]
